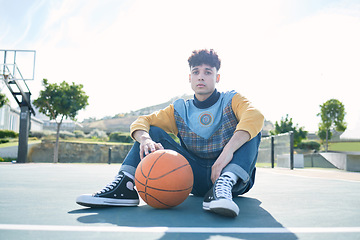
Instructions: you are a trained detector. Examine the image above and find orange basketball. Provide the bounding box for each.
[135,149,193,209]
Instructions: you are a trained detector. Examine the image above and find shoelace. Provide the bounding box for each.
[97,174,123,194]
[215,175,235,200]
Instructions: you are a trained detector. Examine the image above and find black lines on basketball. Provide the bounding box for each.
[134,150,194,209]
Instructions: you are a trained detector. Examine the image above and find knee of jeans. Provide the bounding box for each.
[149,126,168,140]
[254,132,261,146]
[233,168,256,196]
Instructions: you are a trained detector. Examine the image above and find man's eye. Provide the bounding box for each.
[205,71,212,75]
[193,71,199,75]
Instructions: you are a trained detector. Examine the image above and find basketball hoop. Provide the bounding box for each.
[0,49,36,163]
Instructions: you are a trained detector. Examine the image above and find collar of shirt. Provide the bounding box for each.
[193,89,221,109]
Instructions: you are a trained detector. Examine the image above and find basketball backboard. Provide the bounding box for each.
[0,50,36,81]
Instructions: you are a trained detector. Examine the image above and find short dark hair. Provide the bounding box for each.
[188,49,221,71]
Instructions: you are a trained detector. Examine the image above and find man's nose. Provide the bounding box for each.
[198,73,204,80]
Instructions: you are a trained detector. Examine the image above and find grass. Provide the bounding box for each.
[328,142,360,152]
[0,138,133,148]
[256,162,274,168]
[0,157,16,162]
[0,139,41,148]
[62,139,133,145]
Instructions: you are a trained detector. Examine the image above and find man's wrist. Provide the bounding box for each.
[134,130,152,144]
[139,135,151,143]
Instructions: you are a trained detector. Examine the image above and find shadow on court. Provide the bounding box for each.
[70,196,297,240]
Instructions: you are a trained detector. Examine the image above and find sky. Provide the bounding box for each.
[0,0,359,133]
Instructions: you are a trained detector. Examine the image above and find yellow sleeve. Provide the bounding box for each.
[130,104,178,139]
[232,93,264,139]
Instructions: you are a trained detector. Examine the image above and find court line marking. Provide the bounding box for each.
[0,224,360,233]
[265,169,360,183]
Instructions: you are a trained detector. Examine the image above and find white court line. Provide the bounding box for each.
[0,224,360,233]
[266,169,360,183]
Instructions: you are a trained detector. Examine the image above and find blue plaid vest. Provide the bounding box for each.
[173,91,238,159]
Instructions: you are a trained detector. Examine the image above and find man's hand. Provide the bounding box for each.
[133,130,164,159]
[211,130,250,183]
[211,151,233,183]
[139,138,164,159]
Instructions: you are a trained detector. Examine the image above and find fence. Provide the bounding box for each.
[258,131,294,169]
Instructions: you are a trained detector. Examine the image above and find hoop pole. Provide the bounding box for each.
[290,131,294,170]
[271,136,275,168]
[17,93,31,163]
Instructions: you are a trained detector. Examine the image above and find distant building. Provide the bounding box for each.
[31,106,83,132]
[43,120,83,132]
[0,104,43,132]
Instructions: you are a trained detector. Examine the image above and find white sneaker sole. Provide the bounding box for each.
[207,199,239,217]
[76,194,139,207]
[202,201,210,211]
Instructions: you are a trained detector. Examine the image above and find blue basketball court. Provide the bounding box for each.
[0,163,359,240]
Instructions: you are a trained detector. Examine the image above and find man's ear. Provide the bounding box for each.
[189,74,191,83]
[216,74,220,83]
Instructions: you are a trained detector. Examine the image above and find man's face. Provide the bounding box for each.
[189,64,220,101]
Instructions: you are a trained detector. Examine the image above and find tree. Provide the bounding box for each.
[317,99,346,151]
[33,79,89,163]
[270,114,308,147]
[0,93,9,108]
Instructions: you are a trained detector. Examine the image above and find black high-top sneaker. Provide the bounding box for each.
[202,174,239,217]
[76,171,139,207]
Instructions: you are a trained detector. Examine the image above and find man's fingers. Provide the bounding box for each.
[140,142,164,160]
[156,143,164,150]
[139,147,144,160]
[211,173,220,184]
[144,145,150,156]
[140,145,149,160]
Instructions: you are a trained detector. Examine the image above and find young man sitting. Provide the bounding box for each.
[77,49,264,217]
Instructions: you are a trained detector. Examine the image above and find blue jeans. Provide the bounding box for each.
[120,126,261,197]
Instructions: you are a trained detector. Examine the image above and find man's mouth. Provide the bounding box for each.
[197,84,205,87]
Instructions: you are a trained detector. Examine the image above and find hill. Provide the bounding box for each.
[128,94,193,116]
[81,115,139,133]
[81,94,193,133]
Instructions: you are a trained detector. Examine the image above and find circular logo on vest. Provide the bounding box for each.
[199,112,213,127]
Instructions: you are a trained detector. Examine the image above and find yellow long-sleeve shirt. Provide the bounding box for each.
[130,90,264,159]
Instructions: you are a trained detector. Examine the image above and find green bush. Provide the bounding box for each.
[73,130,85,138]
[0,157,14,162]
[297,141,321,151]
[30,130,56,139]
[0,139,10,144]
[59,131,75,139]
[109,132,133,143]
[0,130,18,138]
[87,129,108,139]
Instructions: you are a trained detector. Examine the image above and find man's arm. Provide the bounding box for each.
[130,104,178,140]
[232,93,264,140]
[211,130,250,183]
[133,130,164,160]
[130,104,177,160]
